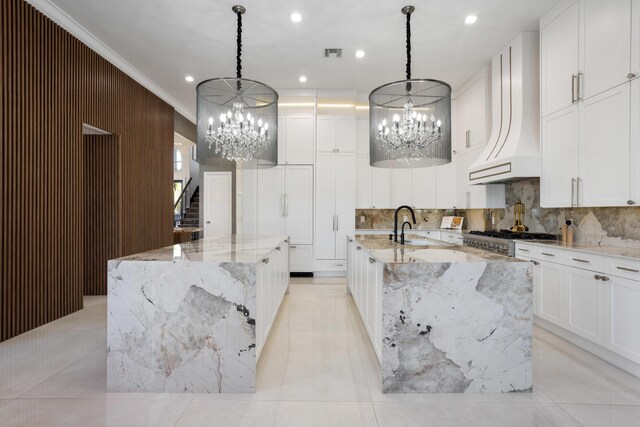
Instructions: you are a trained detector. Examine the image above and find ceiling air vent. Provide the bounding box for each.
[324,48,342,58]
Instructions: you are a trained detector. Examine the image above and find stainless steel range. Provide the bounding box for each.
[463,230,559,256]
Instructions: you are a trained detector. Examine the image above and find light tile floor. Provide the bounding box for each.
[1,278,640,426]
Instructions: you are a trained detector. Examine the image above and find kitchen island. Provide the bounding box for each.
[107,235,289,393]
[347,234,533,393]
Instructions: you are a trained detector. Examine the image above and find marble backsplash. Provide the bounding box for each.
[356,179,640,248]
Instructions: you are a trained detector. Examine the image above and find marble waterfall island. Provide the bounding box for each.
[347,235,533,393]
[107,235,289,393]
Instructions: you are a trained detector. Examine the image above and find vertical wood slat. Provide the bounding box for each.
[1,0,174,342]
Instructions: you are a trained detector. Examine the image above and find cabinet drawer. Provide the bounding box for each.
[289,245,313,272]
[516,244,565,263]
[441,232,464,245]
[564,250,605,271]
[606,257,640,281]
[315,259,347,271]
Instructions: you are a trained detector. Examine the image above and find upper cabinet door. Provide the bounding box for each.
[355,154,372,208]
[581,0,632,99]
[336,117,356,152]
[579,83,630,207]
[389,168,413,208]
[541,1,580,116]
[284,114,315,164]
[257,166,285,235]
[466,75,489,148]
[355,118,370,154]
[630,78,640,204]
[285,165,314,245]
[541,105,580,208]
[411,167,436,209]
[277,115,286,165]
[316,116,336,152]
[371,167,391,209]
[436,161,457,209]
[633,0,640,77]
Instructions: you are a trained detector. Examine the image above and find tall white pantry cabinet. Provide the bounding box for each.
[315,116,356,273]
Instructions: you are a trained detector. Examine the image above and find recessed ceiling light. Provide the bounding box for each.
[185,75,194,82]
[355,50,365,58]
[299,75,307,83]
[465,15,478,24]
[290,12,302,23]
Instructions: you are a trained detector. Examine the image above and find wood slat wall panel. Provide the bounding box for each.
[1,0,174,341]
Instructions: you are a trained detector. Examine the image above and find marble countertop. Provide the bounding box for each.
[352,234,521,263]
[114,234,288,264]
[516,240,640,261]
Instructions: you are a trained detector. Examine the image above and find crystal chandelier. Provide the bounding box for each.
[196,5,278,166]
[205,102,269,162]
[369,6,451,168]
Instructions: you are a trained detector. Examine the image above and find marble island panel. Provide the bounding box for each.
[349,235,533,394]
[107,234,288,393]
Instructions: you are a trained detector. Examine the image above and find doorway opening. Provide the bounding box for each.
[83,124,121,295]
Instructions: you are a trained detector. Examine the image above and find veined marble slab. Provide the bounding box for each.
[107,235,287,393]
[350,235,533,393]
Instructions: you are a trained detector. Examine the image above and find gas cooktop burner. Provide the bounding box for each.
[468,229,558,240]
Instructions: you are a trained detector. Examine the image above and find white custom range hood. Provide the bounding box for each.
[469,32,540,184]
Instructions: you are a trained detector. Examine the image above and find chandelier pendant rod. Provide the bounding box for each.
[233,5,245,90]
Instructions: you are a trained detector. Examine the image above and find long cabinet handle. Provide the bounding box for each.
[336,215,339,231]
[572,258,589,263]
[617,266,640,273]
[571,74,577,103]
[571,178,576,207]
[577,177,581,207]
[577,72,583,101]
[284,194,289,217]
[518,248,530,252]
[541,252,556,257]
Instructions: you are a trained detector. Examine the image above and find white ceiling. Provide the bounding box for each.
[43,0,559,120]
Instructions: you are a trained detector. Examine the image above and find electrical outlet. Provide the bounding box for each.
[360,215,365,223]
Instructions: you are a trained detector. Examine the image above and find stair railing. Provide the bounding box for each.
[174,178,193,226]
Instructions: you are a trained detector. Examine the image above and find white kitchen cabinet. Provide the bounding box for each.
[257,167,285,235]
[454,72,490,152]
[565,266,603,344]
[456,146,504,209]
[347,239,382,362]
[389,168,413,207]
[257,166,314,271]
[356,118,369,154]
[279,114,315,164]
[538,260,566,327]
[604,275,640,364]
[631,78,640,204]
[317,116,356,152]
[372,167,391,209]
[411,167,436,208]
[541,105,580,208]
[315,152,355,270]
[580,0,631,99]
[540,0,580,116]
[256,242,289,358]
[633,0,640,78]
[579,83,630,207]
[285,165,314,244]
[436,161,457,209]
[356,154,372,208]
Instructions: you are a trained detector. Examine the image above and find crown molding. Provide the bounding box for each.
[25,0,196,124]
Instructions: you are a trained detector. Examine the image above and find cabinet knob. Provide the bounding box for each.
[532,261,540,266]
[628,73,636,79]
[262,258,270,264]
[369,257,376,264]
[627,200,636,205]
